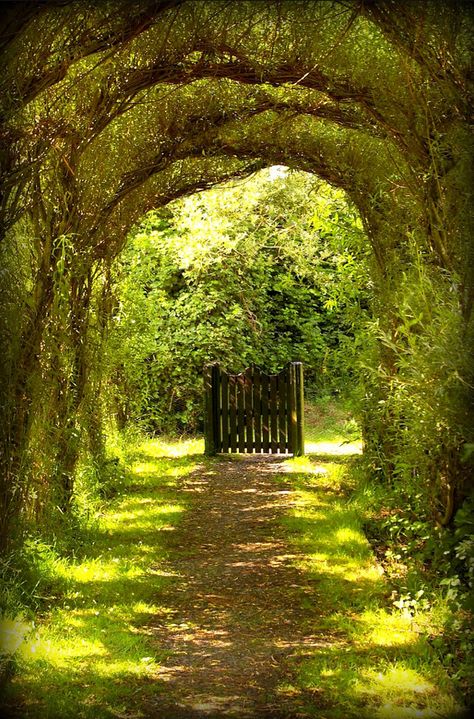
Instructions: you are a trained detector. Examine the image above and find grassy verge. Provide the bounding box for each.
[1,402,471,718]
[0,437,204,718]
[276,400,471,718]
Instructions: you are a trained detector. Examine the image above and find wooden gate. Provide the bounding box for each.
[204,363,304,456]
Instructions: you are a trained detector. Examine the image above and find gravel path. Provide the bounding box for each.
[143,455,330,718]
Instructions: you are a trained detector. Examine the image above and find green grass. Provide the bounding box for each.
[1,406,470,718]
[275,401,467,718]
[0,437,204,718]
[304,398,363,456]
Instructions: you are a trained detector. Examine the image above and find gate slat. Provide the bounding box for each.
[245,367,253,453]
[237,374,245,453]
[270,374,278,454]
[261,373,270,452]
[278,368,287,453]
[229,375,237,453]
[253,369,262,453]
[204,365,215,456]
[205,363,303,456]
[288,363,296,455]
[216,366,222,452]
[221,371,229,453]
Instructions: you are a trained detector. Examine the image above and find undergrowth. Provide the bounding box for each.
[277,464,457,715]
[0,434,203,717]
[360,482,474,706]
[277,399,473,716]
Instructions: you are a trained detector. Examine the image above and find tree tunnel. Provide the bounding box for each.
[0,0,473,549]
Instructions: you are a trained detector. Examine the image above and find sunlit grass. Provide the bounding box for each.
[305,439,363,455]
[277,447,464,718]
[136,436,204,458]
[0,616,32,655]
[1,438,198,718]
[2,407,467,718]
[353,609,421,648]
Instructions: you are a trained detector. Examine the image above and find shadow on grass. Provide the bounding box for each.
[293,636,460,719]
[1,447,205,719]
[272,458,467,719]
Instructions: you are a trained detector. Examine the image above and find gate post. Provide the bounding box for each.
[289,362,304,456]
[294,361,304,456]
[288,364,296,455]
[204,364,219,455]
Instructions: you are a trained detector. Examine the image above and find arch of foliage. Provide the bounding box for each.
[0,0,473,549]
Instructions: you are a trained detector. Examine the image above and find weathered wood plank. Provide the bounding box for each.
[214,364,222,452]
[245,366,253,453]
[253,368,262,453]
[229,375,237,453]
[204,364,221,455]
[221,370,229,453]
[288,362,297,455]
[270,374,278,454]
[203,364,215,455]
[278,367,287,453]
[261,373,270,452]
[295,361,304,456]
[237,374,245,453]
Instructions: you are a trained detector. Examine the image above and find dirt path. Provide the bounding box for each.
[143,455,328,719]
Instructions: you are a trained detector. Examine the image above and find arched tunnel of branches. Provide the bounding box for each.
[0,0,473,705]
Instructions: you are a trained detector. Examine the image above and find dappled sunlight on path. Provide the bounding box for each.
[138,448,463,719]
[3,438,464,719]
[143,456,327,718]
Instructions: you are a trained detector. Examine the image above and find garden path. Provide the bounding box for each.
[143,454,328,718]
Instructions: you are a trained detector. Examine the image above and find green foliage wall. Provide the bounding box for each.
[107,170,371,433]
